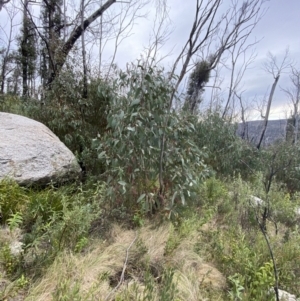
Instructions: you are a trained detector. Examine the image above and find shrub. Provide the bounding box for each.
[0,179,29,224]
[25,70,115,176]
[94,62,209,214]
[195,112,261,179]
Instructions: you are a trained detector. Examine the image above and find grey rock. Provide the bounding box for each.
[0,112,81,185]
[269,288,299,301]
[249,195,264,206]
[277,289,299,301]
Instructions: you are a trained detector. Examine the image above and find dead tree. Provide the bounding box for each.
[257,49,291,149]
[0,0,10,11]
[158,0,268,199]
[0,1,18,93]
[281,67,300,143]
[23,0,118,86]
[222,36,259,119]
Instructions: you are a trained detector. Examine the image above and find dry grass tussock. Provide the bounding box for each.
[25,222,226,300]
[0,226,23,245]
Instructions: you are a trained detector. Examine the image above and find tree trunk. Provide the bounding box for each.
[21,0,29,97]
[81,0,88,99]
[48,0,116,85]
[257,75,280,149]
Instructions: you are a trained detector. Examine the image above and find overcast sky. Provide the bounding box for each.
[1,0,300,120]
[242,0,300,120]
[108,0,300,120]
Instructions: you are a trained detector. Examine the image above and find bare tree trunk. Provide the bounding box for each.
[282,67,300,143]
[222,40,257,119]
[257,75,280,149]
[98,0,103,75]
[235,91,248,140]
[0,5,16,94]
[257,49,291,149]
[23,0,117,86]
[55,0,117,82]
[21,0,29,97]
[81,0,88,99]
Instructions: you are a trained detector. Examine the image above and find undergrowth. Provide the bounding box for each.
[0,174,300,300]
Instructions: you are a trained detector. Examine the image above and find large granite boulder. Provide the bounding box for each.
[0,112,81,185]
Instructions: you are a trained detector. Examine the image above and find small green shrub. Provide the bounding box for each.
[0,244,19,276]
[52,279,81,301]
[0,179,29,224]
[197,177,229,208]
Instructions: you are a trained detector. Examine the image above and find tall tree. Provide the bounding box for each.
[257,49,291,149]
[80,0,88,98]
[19,0,37,97]
[221,35,258,119]
[158,0,267,198]
[39,0,63,87]
[47,0,117,85]
[0,1,18,94]
[282,67,300,144]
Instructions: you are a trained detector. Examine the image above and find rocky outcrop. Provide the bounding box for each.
[0,112,81,185]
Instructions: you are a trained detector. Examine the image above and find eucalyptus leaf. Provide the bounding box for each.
[130,99,141,107]
[137,193,146,203]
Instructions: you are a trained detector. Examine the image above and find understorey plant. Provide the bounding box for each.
[94,61,209,215]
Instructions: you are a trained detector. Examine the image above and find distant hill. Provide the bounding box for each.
[237,119,287,146]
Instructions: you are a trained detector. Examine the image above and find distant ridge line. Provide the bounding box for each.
[237,119,287,146]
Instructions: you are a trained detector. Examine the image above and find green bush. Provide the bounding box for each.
[24,70,114,176]
[194,112,262,179]
[94,62,209,214]
[0,179,29,224]
[0,94,25,115]
[23,182,105,256]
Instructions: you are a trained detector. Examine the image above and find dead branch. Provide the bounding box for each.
[104,232,137,301]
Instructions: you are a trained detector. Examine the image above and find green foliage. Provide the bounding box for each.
[0,179,29,224]
[263,141,300,192]
[74,237,89,253]
[228,273,244,301]
[141,269,156,301]
[199,177,229,205]
[23,182,105,257]
[7,212,23,232]
[165,214,201,255]
[16,274,29,289]
[248,261,274,298]
[25,70,114,175]
[0,94,25,114]
[214,232,273,299]
[133,212,145,227]
[95,62,209,213]
[0,244,19,275]
[194,112,260,179]
[159,268,178,301]
[52,279,81,301]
